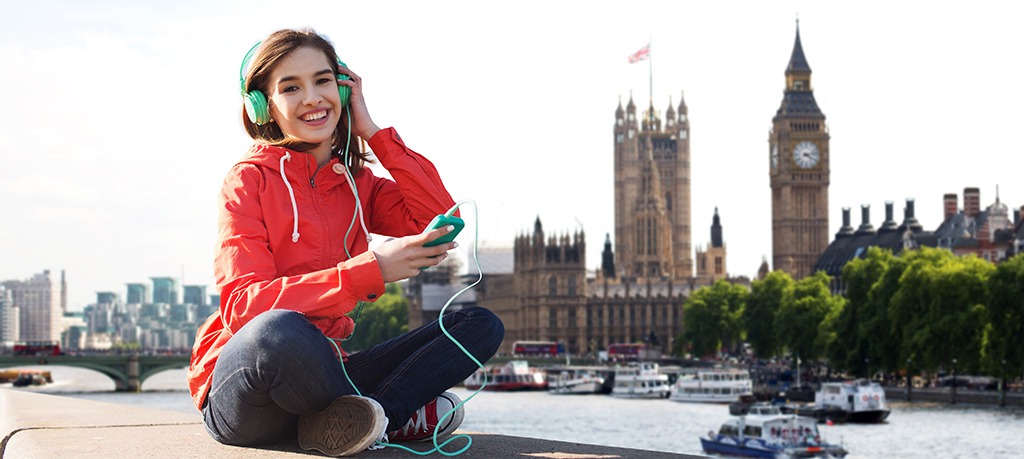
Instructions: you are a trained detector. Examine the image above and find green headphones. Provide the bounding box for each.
[239,41,351,126]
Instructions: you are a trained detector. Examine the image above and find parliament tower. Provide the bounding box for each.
[769,23,831,279]
[613,93,693,280]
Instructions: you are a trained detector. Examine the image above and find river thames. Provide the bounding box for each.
[5,366,1023,458]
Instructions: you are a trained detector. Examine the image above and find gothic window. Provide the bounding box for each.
[617,118,623,126]
[715,257,723,275]
[628,129,635,139]
[568,309,577,329]
[679,129,687,140]
[568,276,577,296]
[548,276,557,296]
[616,133,624,143]
[549,307,557,329]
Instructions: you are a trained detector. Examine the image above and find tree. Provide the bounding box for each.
[890,247,992,374]
[982,253,1024,380]
[343,283,409,352]
[680,280,748,358]
[743,270,793,360]
[775,271,842,363]
[829,247,894,376]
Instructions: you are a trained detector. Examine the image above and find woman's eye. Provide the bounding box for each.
[317,77,333,85]
[283,85,299,93]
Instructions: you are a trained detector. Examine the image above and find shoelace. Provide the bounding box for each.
[395,404,429,436]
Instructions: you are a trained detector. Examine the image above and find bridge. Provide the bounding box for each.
[0,354,190,392]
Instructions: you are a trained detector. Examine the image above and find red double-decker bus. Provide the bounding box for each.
[512,340,563,356]
[12,341,62,356]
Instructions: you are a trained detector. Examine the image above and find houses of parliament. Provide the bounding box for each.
[406,25,831,356]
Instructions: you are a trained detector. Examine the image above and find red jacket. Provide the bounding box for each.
[187,127,456,411]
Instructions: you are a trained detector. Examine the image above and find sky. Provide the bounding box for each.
[1,0,1022,311]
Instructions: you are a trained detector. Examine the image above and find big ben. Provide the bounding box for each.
[769,23,830,279]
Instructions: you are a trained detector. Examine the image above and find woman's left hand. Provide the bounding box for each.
[337,64,380,139]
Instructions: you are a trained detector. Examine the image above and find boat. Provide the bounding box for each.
[3,370,52,387]
[814,379,890,423]
[609,362,670,399]
[547,368,608,395]
[701,404,848,458]
[463,360,547,391]
[670,368,753,403]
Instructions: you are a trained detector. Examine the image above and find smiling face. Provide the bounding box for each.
[265,46,340,160]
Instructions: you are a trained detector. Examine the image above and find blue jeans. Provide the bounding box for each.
[202,306,504,446]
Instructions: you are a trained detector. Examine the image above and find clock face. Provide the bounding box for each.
[770,144,779,171]
[793,141,820,168]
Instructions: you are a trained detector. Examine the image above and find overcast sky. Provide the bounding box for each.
[1,0,1021,310]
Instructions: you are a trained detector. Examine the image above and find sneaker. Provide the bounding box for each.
[298,395,388,456]
[388,391,465,443]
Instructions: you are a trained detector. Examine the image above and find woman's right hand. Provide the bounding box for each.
[372,225,459,283]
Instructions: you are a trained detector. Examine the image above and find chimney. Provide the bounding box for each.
[943,193,958,221]
[900,198,924,233]
[836,207,855,238]
[879,201,899,233]
[964,187,981,218]
[855,204,876,235]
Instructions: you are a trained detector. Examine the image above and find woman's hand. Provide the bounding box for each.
[337,64,380,140]
[372,225,459,283]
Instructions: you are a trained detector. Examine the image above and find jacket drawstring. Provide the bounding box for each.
[279,153,300,242]
[335,163,372,244]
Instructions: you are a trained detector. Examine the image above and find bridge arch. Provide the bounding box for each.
[0,355,189,392]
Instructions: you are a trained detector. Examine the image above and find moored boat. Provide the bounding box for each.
[701,405,848,458]
[610,362,670,399]
[547,368,607,395]
[464,360,547,391]
[814,379,890,423]
[670,368,753,403]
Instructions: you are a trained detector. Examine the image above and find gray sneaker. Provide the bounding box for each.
[298,395,388,456]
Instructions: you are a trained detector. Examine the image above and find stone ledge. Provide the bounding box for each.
[1,389,703,458]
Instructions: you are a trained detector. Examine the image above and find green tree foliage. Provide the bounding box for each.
[830,247,895,376]
[981,253,1024,379]
[890,247,993,374]
[742,270,794,359]
[680,280,748,358]
[343,283,409,352]
[775,271,842,362]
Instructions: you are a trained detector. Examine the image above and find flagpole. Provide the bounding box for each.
[648,37,653,126]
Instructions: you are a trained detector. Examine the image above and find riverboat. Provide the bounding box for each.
[814,379,890,423]
[463,360,547,391]
[670,368,753,403]
[609,362,670,399]
[547,368,607,395]
[701,404,848,458]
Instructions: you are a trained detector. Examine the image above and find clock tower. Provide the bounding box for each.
[769,22,830,279]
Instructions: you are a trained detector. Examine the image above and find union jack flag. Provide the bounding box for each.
[628,43,650,64]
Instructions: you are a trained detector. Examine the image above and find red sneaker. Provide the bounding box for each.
[388,391,464,443]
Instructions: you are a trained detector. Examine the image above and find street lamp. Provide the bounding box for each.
[951,358,958,405]
[1001,359,1007,408]
[906,357,913,402]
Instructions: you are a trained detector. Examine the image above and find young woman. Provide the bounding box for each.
[187,28,504,457]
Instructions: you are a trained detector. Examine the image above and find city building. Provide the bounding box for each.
[769,23,831,279]
[1,270,65,342]
[0,286,19,346]
[695,208,728,284]
[814,188,1021,293]
[126,283,149,304]
[151,277,178,305]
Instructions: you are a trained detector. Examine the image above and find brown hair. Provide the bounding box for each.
[241,28,370,170]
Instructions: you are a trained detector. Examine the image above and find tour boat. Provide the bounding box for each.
[670,368,753,403]
[463,360,547,391]
[547,368,607,395]
[814,379,890,423]
[701,404,848,458]
[609,362,670,399]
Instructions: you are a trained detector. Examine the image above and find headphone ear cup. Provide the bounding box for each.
[244,90,271,125]
[337,74,351,107]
